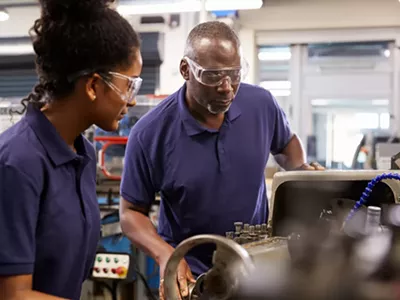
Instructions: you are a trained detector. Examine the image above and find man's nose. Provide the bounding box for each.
[217,77,233,93]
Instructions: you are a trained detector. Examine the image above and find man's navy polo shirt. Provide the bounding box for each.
[0,105,101,299]
[121,83,292,275]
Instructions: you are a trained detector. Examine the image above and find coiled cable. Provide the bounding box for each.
[342,172,400,229]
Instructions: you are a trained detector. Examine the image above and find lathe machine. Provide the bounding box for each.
[163,170,400,300]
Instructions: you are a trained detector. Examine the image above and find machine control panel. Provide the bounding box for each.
[92,252,130,280]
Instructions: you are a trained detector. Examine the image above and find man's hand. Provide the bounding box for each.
[159,257,196,300]
[296,162,325,171]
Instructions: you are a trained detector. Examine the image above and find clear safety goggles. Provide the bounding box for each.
[101,72,142,105]
[184,56,249,87]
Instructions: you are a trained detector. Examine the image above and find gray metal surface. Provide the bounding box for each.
[163,170,400,299]
[269,170,400,225]
[375,143,400,169]
[163,234,289,299]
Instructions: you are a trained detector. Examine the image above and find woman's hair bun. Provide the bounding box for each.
[39,0,114,21]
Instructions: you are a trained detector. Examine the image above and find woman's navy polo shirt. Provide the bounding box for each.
[0,105,101,299]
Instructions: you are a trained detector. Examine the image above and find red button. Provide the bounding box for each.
[116,267,126,275]
[94,267,100,273]
[111,268,116,274]
[103,268,108,273]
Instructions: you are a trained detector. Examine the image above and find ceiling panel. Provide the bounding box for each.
[0,0,36,4]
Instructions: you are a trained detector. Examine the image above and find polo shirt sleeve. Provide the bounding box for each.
[121,132,156,208]
[269,92,294,155]
[0,164,41,275]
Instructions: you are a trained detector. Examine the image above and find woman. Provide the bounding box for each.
[0,0,142,299]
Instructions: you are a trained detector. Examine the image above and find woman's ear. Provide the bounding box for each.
[85,73,102,102]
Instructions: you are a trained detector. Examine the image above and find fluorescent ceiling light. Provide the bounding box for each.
[206,0,263,11]
[259,81,291,97]
[0,44,34,55]
[371,99,389,106]
[311,99,389,107]
[311,99,330,106]
[117,0,262,16]
[118,0,197,15]
[0,101,11,107]
[383,49,390,58]
[258,51,292,61]
[0,9,9,22]
[260,81,291,90]
[269,89,291,97]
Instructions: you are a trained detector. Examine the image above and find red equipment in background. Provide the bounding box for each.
[94,136,128,181]
[94,94,168,181]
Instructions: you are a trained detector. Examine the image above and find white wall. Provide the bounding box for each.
[0,5,195,95]
[0,6,39,37]
[3,0,400,94]
[239,0,400,31]
[158,13,199,94]
[156,0,400,93]
[238,28,256,85]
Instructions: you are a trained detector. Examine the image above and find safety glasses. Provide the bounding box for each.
[101,72,142,105]
[184,56,249,87]
[67,70,142,105]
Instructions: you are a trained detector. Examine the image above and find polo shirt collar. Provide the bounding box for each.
[25,104,94,166]
[178,83,242,136]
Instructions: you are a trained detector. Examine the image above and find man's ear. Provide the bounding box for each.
[180,59,190,80]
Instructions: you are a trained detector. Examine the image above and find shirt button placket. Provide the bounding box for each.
[217,127,228,172]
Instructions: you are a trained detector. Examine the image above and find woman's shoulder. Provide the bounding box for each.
[0,119,46,173]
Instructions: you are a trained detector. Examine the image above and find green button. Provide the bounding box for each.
[114,258,119,263]
[97,257,102,262]
[106,257,110,263]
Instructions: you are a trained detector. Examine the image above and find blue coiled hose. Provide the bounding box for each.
[343,172,400,225]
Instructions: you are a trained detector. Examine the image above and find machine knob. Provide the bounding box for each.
[249,226,255,234]
[226,231,234,239]
[234,222,243,233]
[261,223,268,233]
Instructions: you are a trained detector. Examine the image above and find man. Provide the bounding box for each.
[119,21,323,300]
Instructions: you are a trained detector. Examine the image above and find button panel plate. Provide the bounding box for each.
[92,253,130,279]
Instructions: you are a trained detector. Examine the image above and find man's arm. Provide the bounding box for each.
[119,131,194,299]
[274,134,307,170]
[119,132,172,263]
[119,201,194,300]
[268,92,304,170]
[119,200,174,265]
[274,135,325,171]
[266,92,324,171]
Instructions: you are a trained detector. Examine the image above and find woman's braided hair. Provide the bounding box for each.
[16,0,140,114]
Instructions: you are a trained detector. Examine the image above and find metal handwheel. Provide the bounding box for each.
[163,234,255,300]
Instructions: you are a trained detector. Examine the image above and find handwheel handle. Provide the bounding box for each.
[163,234,254,300]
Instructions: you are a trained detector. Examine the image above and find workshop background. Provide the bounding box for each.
[0,0,400,299]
